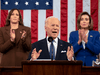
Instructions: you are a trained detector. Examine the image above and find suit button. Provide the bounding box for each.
[84,56,86,58]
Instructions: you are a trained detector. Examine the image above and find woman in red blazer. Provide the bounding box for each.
[0,9,31,66]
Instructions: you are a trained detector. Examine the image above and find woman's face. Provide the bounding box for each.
[10,10,19,24]
[80,15,90,29]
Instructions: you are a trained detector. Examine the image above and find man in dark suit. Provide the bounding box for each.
[28,16,74,61]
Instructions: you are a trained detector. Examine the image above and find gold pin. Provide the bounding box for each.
[90,35,93,37]
[20,31,22,33]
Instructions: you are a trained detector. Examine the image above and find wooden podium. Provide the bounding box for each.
[0,60,100,75]
[22,60,83,75]
[0,66,22,75]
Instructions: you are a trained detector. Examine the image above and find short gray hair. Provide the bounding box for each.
[45,16,59,26]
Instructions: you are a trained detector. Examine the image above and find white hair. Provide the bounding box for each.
[45,16,59,26]
[45,16,57,22]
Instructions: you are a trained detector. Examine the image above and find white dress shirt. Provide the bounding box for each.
[81,30,89,49]
[47,36,58,56]
[30,37,74,61]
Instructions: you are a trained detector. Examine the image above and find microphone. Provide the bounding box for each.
[48,37,54,60]
[48,37,53,42]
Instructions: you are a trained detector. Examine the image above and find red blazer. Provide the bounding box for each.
[0,25,31,66]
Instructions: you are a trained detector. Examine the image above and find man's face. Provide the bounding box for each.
[45,18,60,39]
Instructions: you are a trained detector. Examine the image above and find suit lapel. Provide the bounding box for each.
[15,25,23,45]
[88,31,93,42]
[42,38,50,58]
[77,31,79,41]
[5,26,10,37]
[55,38,63,60]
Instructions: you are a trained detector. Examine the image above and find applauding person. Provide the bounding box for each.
[69,12,100,66]
[0,9,31,66]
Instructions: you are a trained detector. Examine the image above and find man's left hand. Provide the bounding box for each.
[67,46,74,61]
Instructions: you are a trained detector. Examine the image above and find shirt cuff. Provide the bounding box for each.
[68,57,74,61]
[30,58,37,61]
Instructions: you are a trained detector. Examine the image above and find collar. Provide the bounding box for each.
[46,36,58,43]
[86,30,89,36]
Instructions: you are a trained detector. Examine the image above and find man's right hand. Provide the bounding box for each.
[31,48,42,60]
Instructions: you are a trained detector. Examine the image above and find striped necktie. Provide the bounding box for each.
[50,41,55,60]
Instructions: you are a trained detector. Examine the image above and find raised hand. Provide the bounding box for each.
[81,29,88,43]
[10,29,15,42]
[21,30,26,39]
[78,29,82,45]
[31,48,42,60]
[67,46,74,61]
